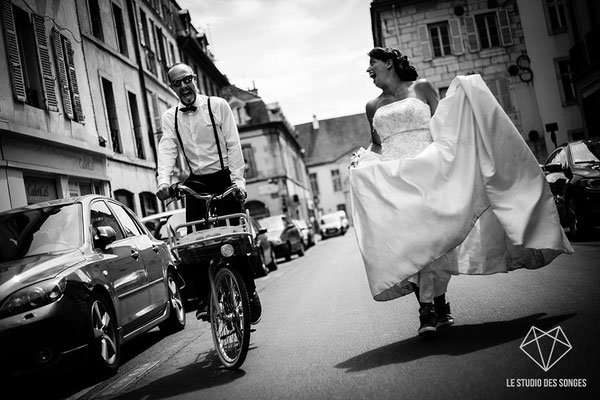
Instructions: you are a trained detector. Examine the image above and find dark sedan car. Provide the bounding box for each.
[0,196,186,378]
[542,137,600,239]
[257,214,304,261]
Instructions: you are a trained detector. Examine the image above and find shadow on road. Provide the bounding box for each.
[6,330,172,400]
[336,313,576,373]
[112,348,248,399]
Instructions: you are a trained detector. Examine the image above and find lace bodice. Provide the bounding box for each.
[373,98,432,161]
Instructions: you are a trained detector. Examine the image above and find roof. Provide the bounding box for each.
[295,113,371,166]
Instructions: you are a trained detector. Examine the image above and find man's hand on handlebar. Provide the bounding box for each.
[233,187,247,202]
[156,183,172,201]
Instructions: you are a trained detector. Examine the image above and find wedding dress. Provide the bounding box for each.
[349,75,573,302]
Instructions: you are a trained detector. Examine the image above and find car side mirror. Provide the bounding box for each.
[94,226,117,250]
[543,162,563,174]
[258,228,268,235]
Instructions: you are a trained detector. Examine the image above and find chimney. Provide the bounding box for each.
[312,115,319,131]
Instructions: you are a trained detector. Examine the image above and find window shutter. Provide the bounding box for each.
[64,38,84,123]
[137,7,145,46]
[52,29,74,119]
[464,15,480,52]
[417,25,432,61]
[32,13,58,111]
[1,1,26,102]
[151,93,161,132]
[449,19,464,55]
[497,9,513,46]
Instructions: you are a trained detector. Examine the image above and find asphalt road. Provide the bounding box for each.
[16,228,599,400]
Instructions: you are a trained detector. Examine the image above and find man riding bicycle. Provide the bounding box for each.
[156,62,262,324]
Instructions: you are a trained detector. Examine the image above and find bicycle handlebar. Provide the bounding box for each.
[168,182,240,202]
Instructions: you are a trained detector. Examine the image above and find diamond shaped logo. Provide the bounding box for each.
[520,326,572,372]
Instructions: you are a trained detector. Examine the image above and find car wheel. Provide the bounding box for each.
[255,250,269,277]
[566,197,588,240]
[285,243,292,261]
[297,241,305,257]
[268,248,278,271]
[88,292,120,375]
[159,271,186,333]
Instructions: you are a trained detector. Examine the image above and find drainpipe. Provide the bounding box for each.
[126,0,157,163]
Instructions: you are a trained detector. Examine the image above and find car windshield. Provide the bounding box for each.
[571,141,600,164]
[258,216,285,231]
[0,204,83,263]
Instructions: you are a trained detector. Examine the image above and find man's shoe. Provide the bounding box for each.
[250,291,262,325]
[195,302,209,322]
[435,301,454,328]
[418,304,437,336]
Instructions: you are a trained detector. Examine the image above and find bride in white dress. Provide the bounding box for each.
[349,47,573,336]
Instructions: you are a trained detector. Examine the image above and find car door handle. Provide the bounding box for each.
[131,250,140,260]
[152,245,159,253]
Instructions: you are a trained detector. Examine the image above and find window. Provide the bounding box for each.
[88,0,104,41]
[544,0,568,34]
[139,192,158,217]
[108,202,142,237]
[555,58,576,105]
[101,78,121,153]
[242,145,257,179]
[127,92,145,159]
[91,200,124,241]
[1,3,58,111]
[487,78,514,113]
[53,29,85,122]
[310,173,319,196]
[429,23,451,57]
[418,19,463,61]
[465,10,513,52]
[113,189,134,213]
[331,169,342,192]
[112,3,128,56]
[476,13,500,49]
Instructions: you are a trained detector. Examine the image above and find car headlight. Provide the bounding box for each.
[0,277,67,318]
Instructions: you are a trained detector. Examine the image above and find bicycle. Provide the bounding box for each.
[165,182,255,369]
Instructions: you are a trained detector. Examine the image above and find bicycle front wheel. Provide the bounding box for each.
[210,265,251,369]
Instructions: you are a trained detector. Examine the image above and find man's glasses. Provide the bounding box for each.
[169,74,196,88]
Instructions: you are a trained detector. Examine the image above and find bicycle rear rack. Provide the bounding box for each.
[168,212,253,264]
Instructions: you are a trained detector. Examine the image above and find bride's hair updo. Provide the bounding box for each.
[368,47,418,81]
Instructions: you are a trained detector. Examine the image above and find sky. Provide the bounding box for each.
[176,0,380,126]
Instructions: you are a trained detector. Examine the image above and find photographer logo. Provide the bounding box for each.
[519,326,572,372]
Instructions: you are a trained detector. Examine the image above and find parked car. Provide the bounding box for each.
[320,211,349,239]
[248,217,278,276]
[293,218,316,248]
[0,196,186,378]
[542,137,600,239]
[257,214,304,261]
[141,209,275,298]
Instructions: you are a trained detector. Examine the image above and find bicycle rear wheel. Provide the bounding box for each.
[209,265,251,369]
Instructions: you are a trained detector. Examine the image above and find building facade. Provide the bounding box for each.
[564,0,600,139]
[0,0,108,212]
[0,0,235,214]
[295,114,372,226]
[222,85,312,222]
[370,0,575,161]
